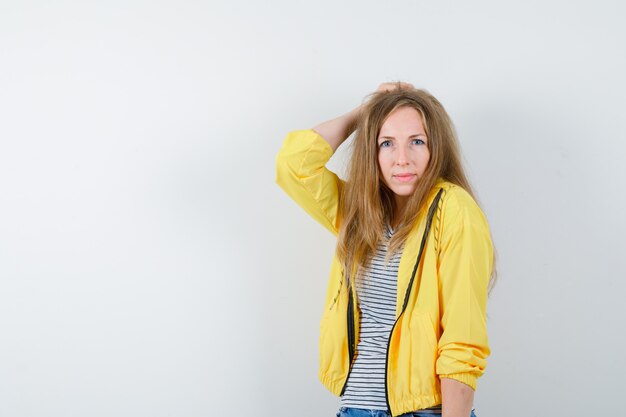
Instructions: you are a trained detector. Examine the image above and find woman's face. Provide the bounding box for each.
[377,106,431,208]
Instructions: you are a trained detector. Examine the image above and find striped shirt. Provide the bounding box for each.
[340,225,442,413]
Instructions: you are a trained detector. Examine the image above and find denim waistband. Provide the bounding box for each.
[336,406,477,417]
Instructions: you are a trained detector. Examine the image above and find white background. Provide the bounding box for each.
[1,1,625,416]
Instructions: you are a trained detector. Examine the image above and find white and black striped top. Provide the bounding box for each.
[339,225,442,413]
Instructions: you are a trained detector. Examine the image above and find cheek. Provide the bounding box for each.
[377,154,391,177]
[419,151,431,171]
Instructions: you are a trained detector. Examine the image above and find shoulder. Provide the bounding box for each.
[435,180,489,229]
[436,181,481,213]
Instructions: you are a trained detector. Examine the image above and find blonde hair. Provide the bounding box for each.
[337,84,496,291]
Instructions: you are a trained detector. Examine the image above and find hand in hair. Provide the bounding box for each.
[375,81,415,93]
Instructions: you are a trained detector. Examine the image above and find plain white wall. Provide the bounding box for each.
[1,1,624,416]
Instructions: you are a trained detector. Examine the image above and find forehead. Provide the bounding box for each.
[379,106,426,136]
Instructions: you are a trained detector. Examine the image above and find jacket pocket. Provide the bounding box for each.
[406,311,439,388]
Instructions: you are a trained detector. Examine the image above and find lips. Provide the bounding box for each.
[393,173,416,183]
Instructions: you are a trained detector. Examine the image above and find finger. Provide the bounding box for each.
[377,82,413,92]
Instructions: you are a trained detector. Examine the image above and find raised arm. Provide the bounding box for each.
[311,106,361,152]
[312,82,414,152]
[276,82,416,235]
[275,103,361,235]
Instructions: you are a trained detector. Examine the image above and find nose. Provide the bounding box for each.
[396,144,409,166]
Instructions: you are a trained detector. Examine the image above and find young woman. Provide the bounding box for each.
[275,82,495,417]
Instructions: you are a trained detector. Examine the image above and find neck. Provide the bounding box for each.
[391,196,409,229]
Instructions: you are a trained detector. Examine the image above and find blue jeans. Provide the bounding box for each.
[336,407,478,417]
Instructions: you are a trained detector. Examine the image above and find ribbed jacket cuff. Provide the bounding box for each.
[439,372,478,390]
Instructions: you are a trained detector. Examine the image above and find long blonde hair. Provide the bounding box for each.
[337,85,496,291]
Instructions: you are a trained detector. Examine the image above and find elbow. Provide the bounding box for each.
[275,150,292,191]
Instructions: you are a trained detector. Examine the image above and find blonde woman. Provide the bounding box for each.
[276,82,494,417]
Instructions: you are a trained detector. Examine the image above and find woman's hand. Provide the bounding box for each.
[375,81,415,93]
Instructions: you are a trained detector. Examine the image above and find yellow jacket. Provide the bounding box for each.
[275,129,493,416]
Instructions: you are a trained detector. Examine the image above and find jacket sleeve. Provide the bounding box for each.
[275,129,344,236]
[435,187,493,390]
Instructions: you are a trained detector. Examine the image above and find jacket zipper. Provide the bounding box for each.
[384,314,403,414]
[383,189,444,416]
[340,289,355,396]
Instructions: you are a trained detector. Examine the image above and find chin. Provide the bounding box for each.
[393,188,416,196]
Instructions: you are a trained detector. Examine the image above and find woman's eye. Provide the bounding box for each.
[379,140,391,148]
[412,139,425,145]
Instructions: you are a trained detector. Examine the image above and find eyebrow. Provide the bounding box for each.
[378,134,427,140]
